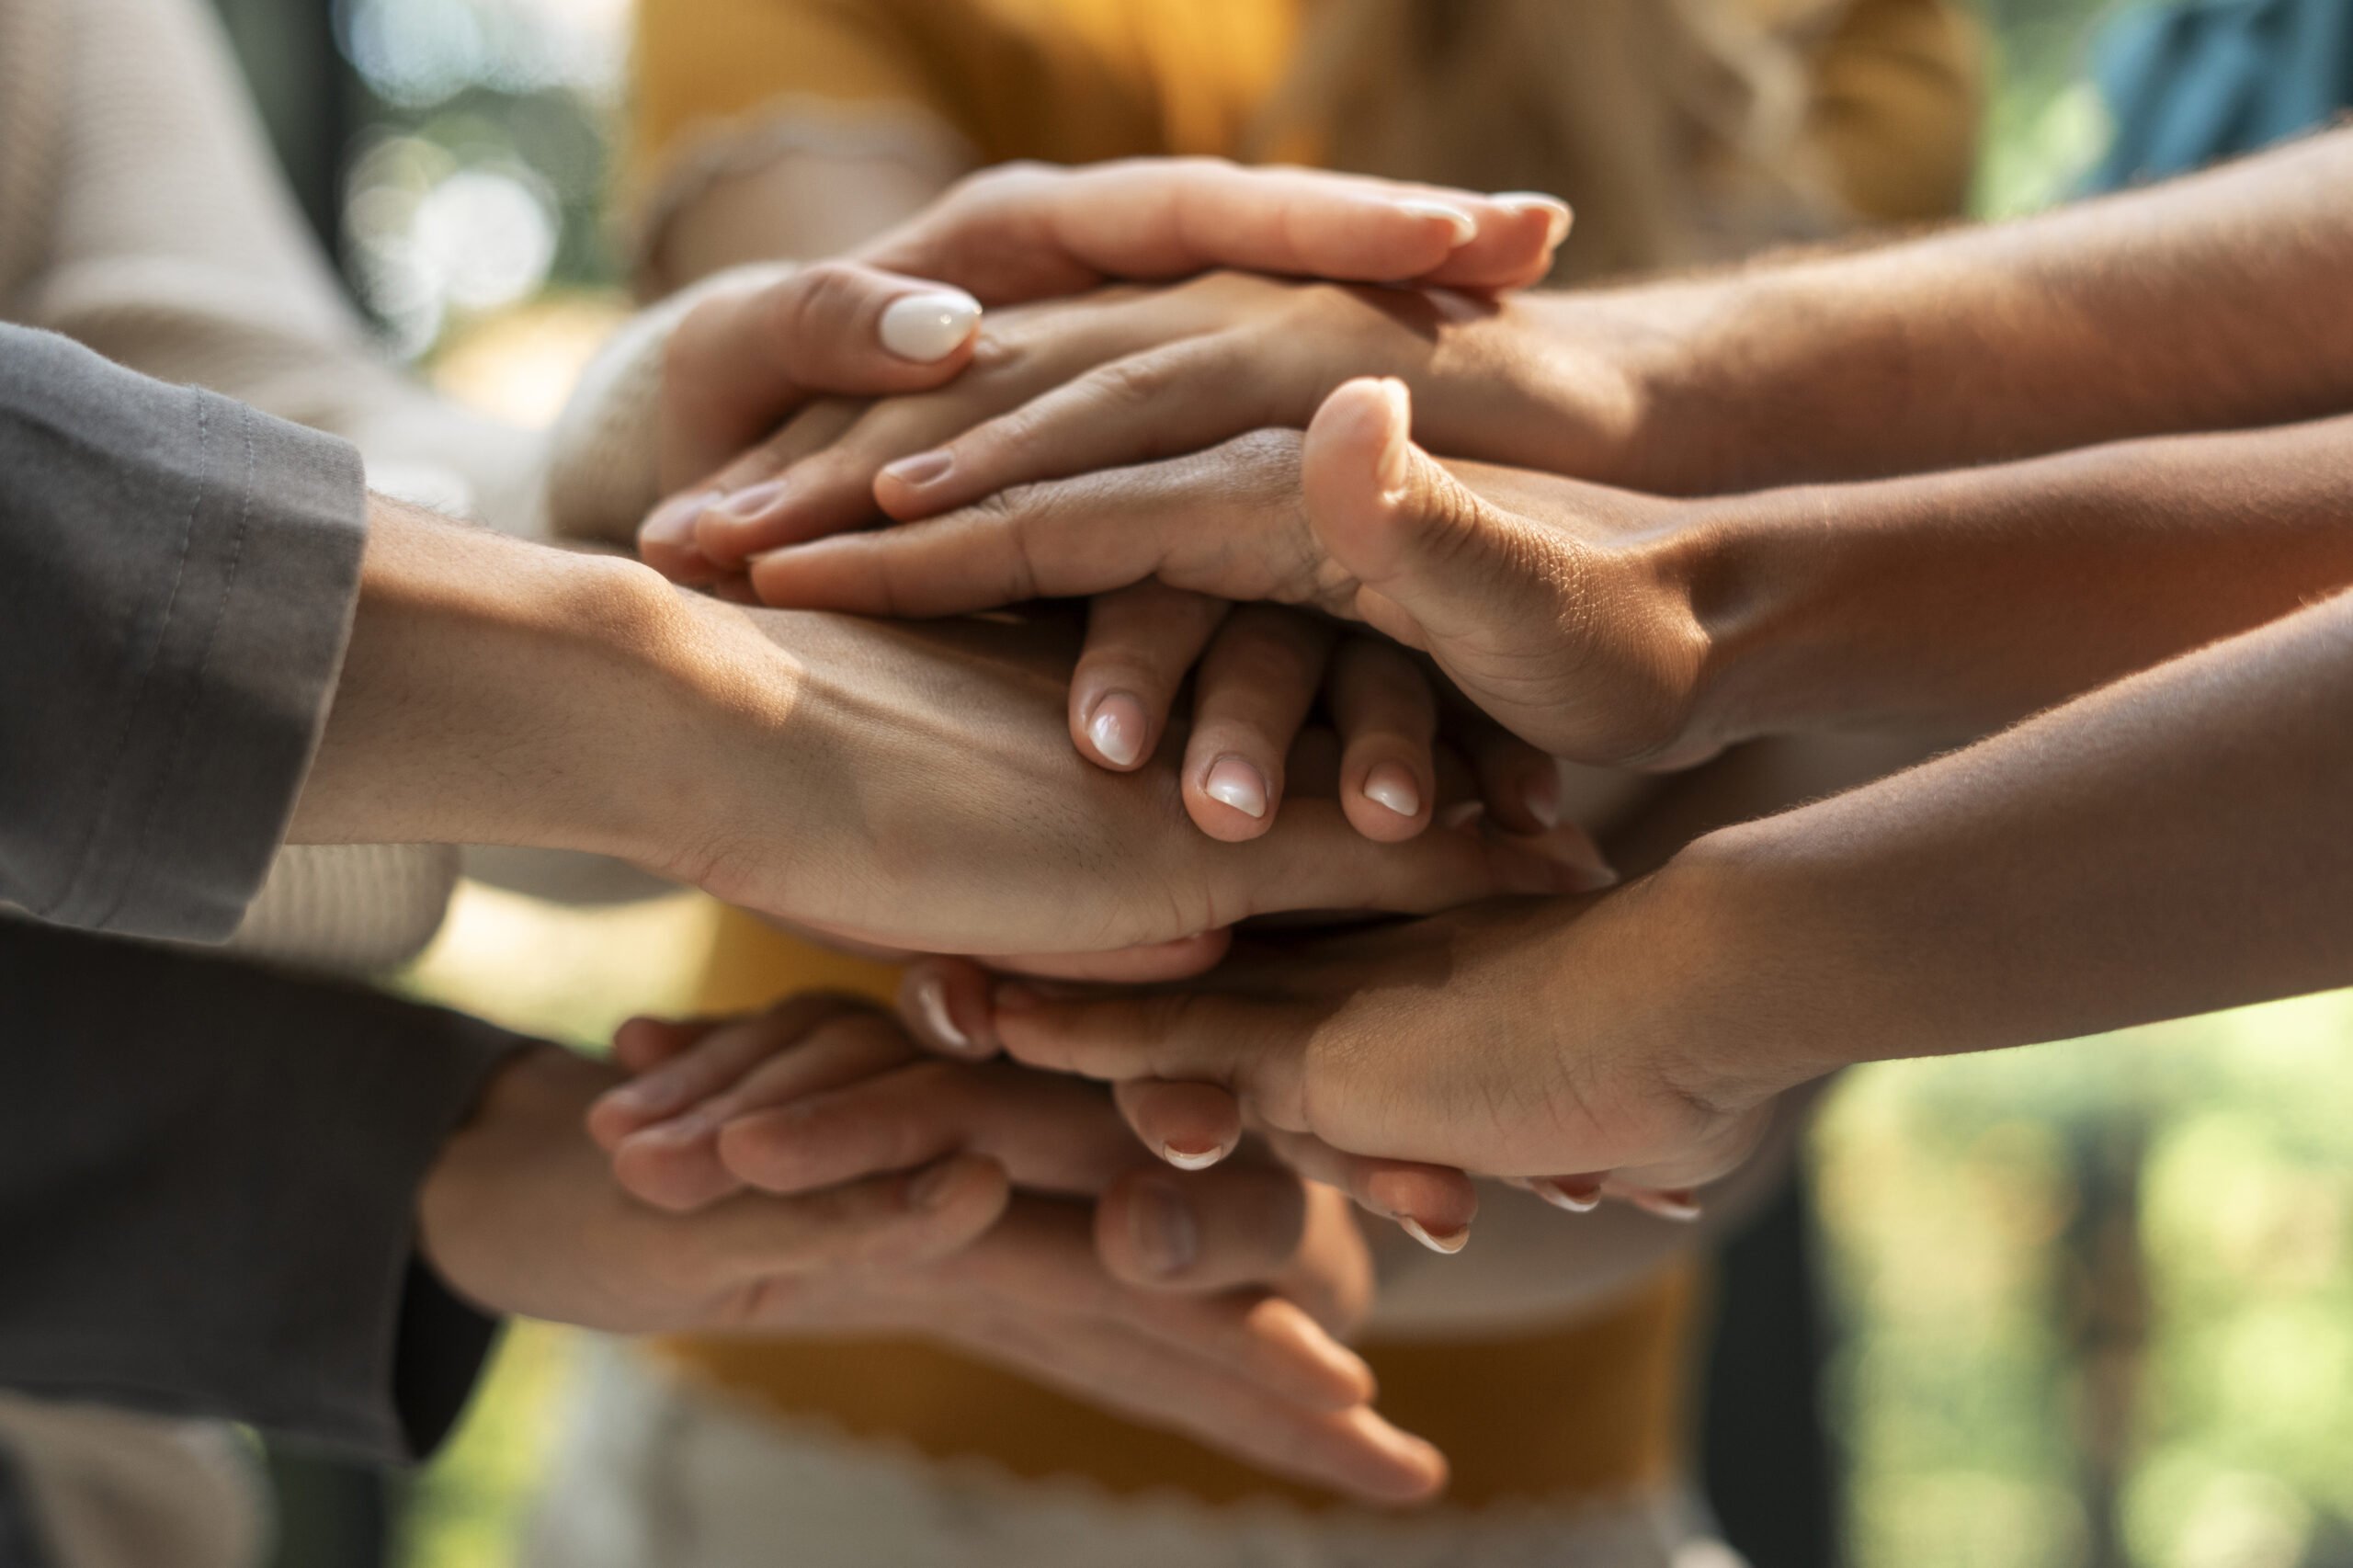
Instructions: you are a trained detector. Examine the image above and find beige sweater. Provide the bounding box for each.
[0,0,569,971]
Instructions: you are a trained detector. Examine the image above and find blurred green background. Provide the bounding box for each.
[210,2,2353,1565]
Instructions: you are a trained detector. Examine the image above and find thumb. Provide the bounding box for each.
[1302,379,1542,654]
[660,261,983,488]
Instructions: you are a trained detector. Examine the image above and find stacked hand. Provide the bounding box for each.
[568,997,1453,1504]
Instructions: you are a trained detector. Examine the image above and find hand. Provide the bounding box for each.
[745,381,1724,769]
[930,892,1784,1190]
[632,163,1573,571]
[661,603,1616,955]
[662,272,1598,569]
[572,1001,1449,1502]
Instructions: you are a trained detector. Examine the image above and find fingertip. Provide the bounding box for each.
[876,289,982,365]
[1359,1161,1479,1243]
[1191,754,1277,840]
[1116,1079,1243,1170]
[1341,756,1433,843]
[639,491,722,582]
[899,961,996,1059]
[1076,687,1152,770]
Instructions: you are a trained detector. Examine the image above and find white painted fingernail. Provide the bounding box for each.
[878,290,982,362]
[1399,1217,1470,1255]
[1362,763,1422,820]
[1631,1188,1704,1223]
[1203,757,1268,820]
[1397,199,1477,246]
[1086,692,1148,768]
[1161,1142,1227,1172]
[1493,190,1574,248]
[912,974,974,1056]
[1529,1177,1603,1214]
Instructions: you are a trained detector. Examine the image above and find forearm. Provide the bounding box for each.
[1677,414,2353,748]
[1654,587,2353,1108]
[1549,130,2353,493]
[288,498,756,869]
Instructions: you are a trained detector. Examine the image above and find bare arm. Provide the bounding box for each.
[1551,129,2353,493]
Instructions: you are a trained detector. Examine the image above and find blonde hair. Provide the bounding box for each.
[1249,0,1850,281]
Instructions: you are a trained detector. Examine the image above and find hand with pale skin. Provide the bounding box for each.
[638,161,1574,578]
[288,502,1613,964]
[574,997,1450,1503]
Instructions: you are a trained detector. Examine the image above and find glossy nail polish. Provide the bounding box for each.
[1399,1217,1470,1256]
[1160,1141,1227,1172]
[1396,199,1478,246]
[1086,692,1148,767]
[1203,757,1268,819]
[878,290,982,362]
[1529,1176,1604,1213]
[1492,190,1574,248]
[911,973,975,1056]
[1362,762,1423,820]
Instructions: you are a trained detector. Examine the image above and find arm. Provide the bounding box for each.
[1549,128,2353,493]
[977,585,2353,1179]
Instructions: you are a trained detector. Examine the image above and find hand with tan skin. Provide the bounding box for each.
[898,589,2353,1189]
[574,998,1450,1504]
[288,501,1612,963]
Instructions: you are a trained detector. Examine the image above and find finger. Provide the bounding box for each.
[748,431,1317,617]
[1455,708,1565,835]
[872,335,1267,522]
[608,1014,721,1077]
[1096,1162,1309,1293]
[589,995,858,1150]
[1114,1079,1244,1171]
[716,1060,1148,1199]
[1326,635,1439,841]
[1182,608,1337,840]
[1072,585,1227,771]
[988,986,1303,1131]
[683,401,870,566]
[899,957,1001,1062]
[611,1008,916,1212]
[865,155,1560,303]
[660,261,982,489]
[957,1303,1445,1505]
[1421,192,1572,290]
[707,1152,1010,1286]
[1259,1128,1478,1256]
[988,930,1234,983]
[940,1199,1376,1415]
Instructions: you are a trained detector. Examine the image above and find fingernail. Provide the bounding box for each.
[878,290,982,362]
[708,478,791,526]
[639,1105,722,1145]
[1203,757,1268,820]
[1399,1217,1470,1256]
[1362,762,1422,820]
[1086,692,1149,768]
[1161,1140,1229,1172]
[1397,199,1478,247]
[641,490,717,551]
[912,973,976,1056]
[1629,1188,1704,1223]
[881,449,954,489]
[1493,190,1574,248]
[1522,767,1562,831]
[1130,1179,1201,1278]
[1439,800,1485,831]
[908,1158,968,1211]
[1529,1176,1604,1213]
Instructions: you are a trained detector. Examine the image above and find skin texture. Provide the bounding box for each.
[947,589,2353,1180]
[745,381,2353,767]
[289,501,1610,959]
[416,1040,1445,1504]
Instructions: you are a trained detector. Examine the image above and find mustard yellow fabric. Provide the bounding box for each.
[632,0,1981,226]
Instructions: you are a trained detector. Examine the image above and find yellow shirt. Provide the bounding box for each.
[633,0,1982,227]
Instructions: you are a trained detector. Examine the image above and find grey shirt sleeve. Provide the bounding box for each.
[0,915,518,1461]
[0,324,367,942]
